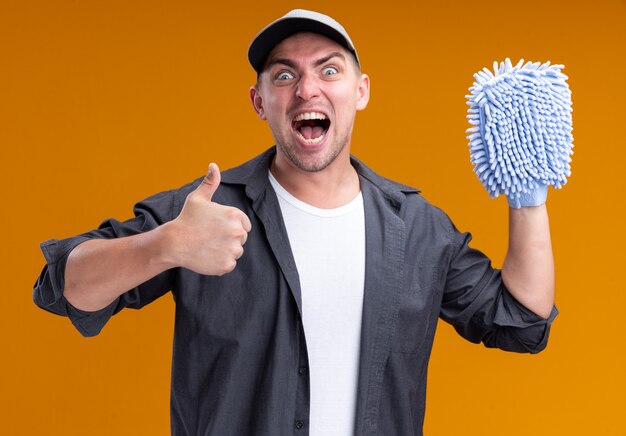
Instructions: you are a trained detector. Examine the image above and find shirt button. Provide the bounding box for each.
[295,420,305,430]
[298,366,308,375]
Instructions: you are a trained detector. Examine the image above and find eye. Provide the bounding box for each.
[322,66,338,76]
[276,71,295,81]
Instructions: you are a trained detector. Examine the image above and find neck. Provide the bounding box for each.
[270,148,361,209]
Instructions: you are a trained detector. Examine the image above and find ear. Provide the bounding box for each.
[249,86,266,120]
[355,73,370,111]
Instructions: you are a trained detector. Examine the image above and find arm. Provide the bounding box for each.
[64,226,173,311]
[501,204,554,319]
[64,163,252,312]
[437,203,556,354]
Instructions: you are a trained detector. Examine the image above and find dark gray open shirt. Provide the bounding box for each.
[34,147,558,435]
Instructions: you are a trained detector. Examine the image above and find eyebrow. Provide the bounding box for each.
[265,52,346,70]
[314,52,346,67]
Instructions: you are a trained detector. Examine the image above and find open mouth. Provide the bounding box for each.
[291,112,331,145]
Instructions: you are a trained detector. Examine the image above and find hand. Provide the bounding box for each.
[164,163,252,275]
[466,58,573,209]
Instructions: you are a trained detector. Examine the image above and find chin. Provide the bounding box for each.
[281,144,344,173]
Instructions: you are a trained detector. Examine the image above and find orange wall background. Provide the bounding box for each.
[2,0,625,434]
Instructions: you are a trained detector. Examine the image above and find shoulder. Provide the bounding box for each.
[351,156,457,241]
[401,189,457,241]
[130,178,201,223]
[135,149,274,220]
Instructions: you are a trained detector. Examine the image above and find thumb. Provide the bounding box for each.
[197,163,221,200]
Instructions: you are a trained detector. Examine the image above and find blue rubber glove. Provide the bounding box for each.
[466,58,574,208]
[507,183,548,209]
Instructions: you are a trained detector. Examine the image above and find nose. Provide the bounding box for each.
[296,73,320,101]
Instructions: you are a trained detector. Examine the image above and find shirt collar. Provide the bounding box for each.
[220,146,420,206]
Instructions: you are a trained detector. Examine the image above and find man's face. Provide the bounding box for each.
[250,32,370,173]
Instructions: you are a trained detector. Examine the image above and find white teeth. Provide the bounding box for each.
[292,112,328,145]
[294,112,327,122]
[295,130,325,145]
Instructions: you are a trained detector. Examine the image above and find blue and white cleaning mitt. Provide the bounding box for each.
[465,58,573,208]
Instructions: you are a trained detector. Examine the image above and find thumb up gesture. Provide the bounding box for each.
[165,163,252,276]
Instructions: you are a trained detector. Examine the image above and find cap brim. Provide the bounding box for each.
[248,18,357,73]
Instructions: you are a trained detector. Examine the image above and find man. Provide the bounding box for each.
[34,9,557,436]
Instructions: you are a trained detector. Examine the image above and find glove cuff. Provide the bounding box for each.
[507,184,548,209]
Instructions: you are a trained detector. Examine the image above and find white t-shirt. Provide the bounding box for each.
[269,172,365,436]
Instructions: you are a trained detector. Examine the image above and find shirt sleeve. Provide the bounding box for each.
[33,189,180,337]
[439,228,558,354]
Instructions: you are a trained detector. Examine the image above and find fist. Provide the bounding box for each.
[165,163,252,276]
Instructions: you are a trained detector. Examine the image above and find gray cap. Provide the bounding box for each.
[248,9,360,73]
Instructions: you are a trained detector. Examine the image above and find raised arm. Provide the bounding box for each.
[64,163,252,311]
[501,204,554,319]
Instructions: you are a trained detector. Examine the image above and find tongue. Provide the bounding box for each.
[300,125,325,140]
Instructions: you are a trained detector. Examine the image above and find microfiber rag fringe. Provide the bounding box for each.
[466,58,574,200]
